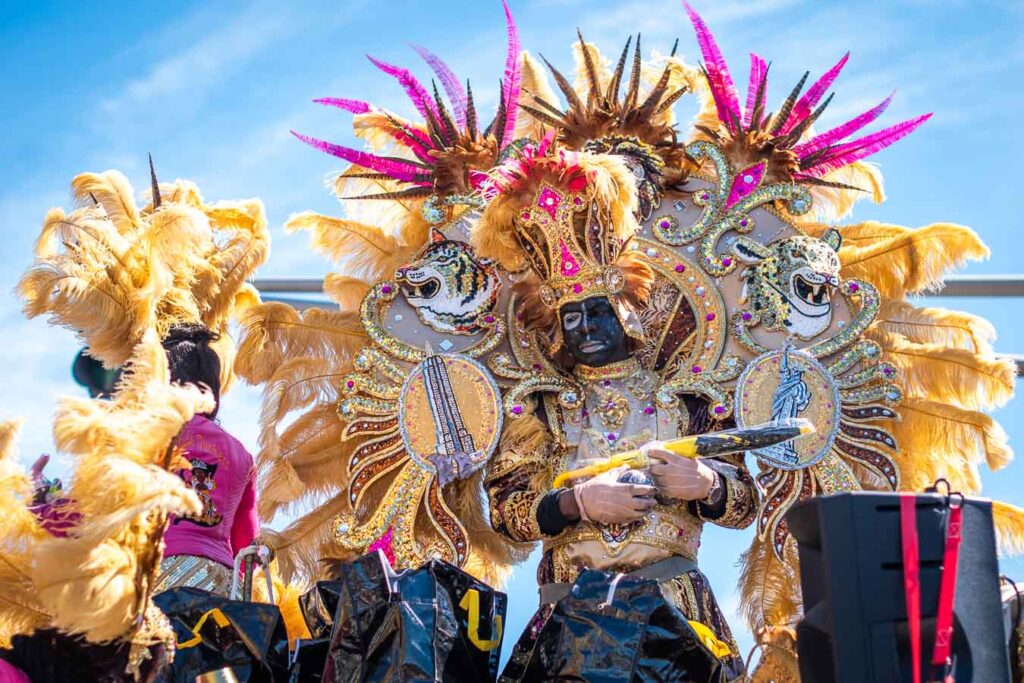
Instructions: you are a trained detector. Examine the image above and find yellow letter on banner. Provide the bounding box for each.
[177,608,231,649]
[458,589,502,651]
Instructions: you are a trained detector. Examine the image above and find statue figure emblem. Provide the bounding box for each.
[735,344,841,470]
[764,344,812,466]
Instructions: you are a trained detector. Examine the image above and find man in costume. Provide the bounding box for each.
[473,146,756,679]
[233,3,1024,679]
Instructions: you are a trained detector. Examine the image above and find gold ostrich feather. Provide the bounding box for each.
[0,420,49,647]
[18,171,269,372]
[801,161,886,224]
[738,535,801,634]
[892,399,1011,492]
[516,51,560,140]
[992,501,1024,557]
[874,299,997,354]
[235,302,366,385]
[260,491,353,582]
[324,274,372,312]
[0,331,212,648]
[870,330,1016,411]
[838,222,989,299]
[285,211,421,285]
[256,359,354,517]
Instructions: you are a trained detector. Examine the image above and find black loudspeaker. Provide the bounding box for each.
[786,491,1011,682]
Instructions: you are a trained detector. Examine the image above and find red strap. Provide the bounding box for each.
[900,494,922,683]
[931,503,963,673]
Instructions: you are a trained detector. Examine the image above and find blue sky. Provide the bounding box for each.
[2,0,1022,663]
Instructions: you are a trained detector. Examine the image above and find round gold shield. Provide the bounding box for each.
[398,353,503,471]
[734,347,840,470]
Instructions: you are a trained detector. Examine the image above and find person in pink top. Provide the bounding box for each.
[154,324,260,595]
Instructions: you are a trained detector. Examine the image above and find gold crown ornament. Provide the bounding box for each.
[473,142,649,344]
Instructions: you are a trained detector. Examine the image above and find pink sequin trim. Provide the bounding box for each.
[725,162,765,208]
[368,527,396,567]
[559,239,581,277]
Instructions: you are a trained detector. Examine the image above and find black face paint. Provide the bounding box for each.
[559,296,630,367]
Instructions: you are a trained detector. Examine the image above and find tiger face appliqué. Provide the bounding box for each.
[732,229,843,340]
[396,229,500,335]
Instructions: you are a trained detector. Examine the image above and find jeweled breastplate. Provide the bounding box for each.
[543,358,704,574]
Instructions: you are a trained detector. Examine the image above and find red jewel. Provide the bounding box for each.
[674,264,685,273]
[346,380,355,389]
[849,282,860,292]
[705,313,715,321]
[381,285,392,294]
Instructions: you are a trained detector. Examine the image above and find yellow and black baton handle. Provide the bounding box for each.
[552,418,814,488]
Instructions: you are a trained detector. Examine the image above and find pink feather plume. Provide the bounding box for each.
[314,98,373,115]
[315,97,435,163]
[779,52,849,135]
[793,92,894,157]
[291,130,432,185]
[742,53,768,128]
[367,55,440,121]
[684,1,742,132]
[411,45,469,129]
[500,0,522,147]
[798,113,932,178]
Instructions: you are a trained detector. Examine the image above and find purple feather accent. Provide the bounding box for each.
[743,53,768,128]
[291,131,431,184]
[793,92,894,157]
[799,113,931,178]
[314,98,373,114]
[780,52,849,134]
[366,55,440,121]
[412,45,468,129]
[684,2,742,132]
[500,0,522,147]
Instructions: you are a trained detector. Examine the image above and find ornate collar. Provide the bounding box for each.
[573,357,641,382]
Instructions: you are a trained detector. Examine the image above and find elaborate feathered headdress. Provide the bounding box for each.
[516,32,698,220]
[17,165,269,386]
[473,141,652,347]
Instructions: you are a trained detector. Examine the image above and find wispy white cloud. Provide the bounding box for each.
[97,6,289,117]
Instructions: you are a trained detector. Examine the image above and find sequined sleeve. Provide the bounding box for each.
[484,407,557,543]
[692,454,758,529]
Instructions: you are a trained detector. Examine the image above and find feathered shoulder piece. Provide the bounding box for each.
[17,162,269,368]
[682,2,929,220]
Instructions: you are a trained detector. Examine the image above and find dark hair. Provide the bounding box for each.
[162,323,222,418]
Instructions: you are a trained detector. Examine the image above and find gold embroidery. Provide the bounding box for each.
[573,357,641,382]
[589,387,630,432]
[545,506,702,561]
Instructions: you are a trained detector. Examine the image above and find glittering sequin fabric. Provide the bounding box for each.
[155,554,231,596]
